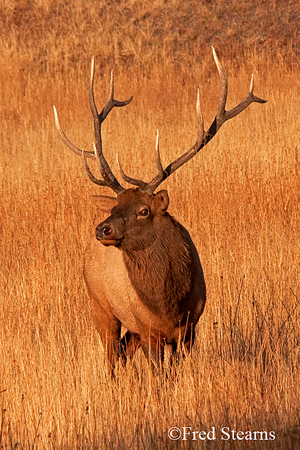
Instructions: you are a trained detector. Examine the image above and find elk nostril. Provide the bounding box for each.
[103,226,112,236]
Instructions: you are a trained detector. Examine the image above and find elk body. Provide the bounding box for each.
[54,48,266,368]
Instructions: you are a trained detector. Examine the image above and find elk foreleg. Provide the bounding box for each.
[140,334,165,369]
[91,297,122,368]
[120,331,141,363]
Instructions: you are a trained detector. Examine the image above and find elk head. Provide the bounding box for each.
[53,47,267,235]
[90,188,169,251]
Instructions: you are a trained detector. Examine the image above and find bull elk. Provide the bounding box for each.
[54,47,266,368]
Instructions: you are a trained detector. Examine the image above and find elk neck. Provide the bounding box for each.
[122,214,194,321]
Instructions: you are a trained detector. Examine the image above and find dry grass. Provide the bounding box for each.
[0,1,300,449]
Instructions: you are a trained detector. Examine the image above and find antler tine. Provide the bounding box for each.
[146,130,165,188]
[155,130,165,181]
[195,89,205,147]
[212,46,227,120]
[146,87,206,192]
[249,73,254,94]
[109,69,114,102]
[53,105,94,159]
[145,46,267,193]
[116,154,149,191]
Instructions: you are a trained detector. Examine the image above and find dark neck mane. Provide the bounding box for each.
[122,215,193,320]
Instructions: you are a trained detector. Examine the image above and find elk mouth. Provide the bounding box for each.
[100,237,123,247]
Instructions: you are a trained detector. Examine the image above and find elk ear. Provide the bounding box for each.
[153,190,169,212]
[90,195,118,213]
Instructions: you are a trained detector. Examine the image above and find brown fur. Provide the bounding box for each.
[84,188,206,367]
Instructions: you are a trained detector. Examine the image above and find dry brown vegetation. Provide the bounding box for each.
[0,0,300,449]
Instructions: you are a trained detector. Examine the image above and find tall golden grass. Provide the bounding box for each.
[0,1,300,448]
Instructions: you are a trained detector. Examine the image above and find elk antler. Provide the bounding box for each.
[117,46,267,193]
[53,57,133,194]
[54,48,266,195]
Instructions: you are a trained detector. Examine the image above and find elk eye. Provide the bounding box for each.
[137,207,149,218]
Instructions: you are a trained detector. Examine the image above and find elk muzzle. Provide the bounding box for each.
[96,217,125,247]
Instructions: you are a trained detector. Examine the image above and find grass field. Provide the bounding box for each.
[0,1,300,449]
